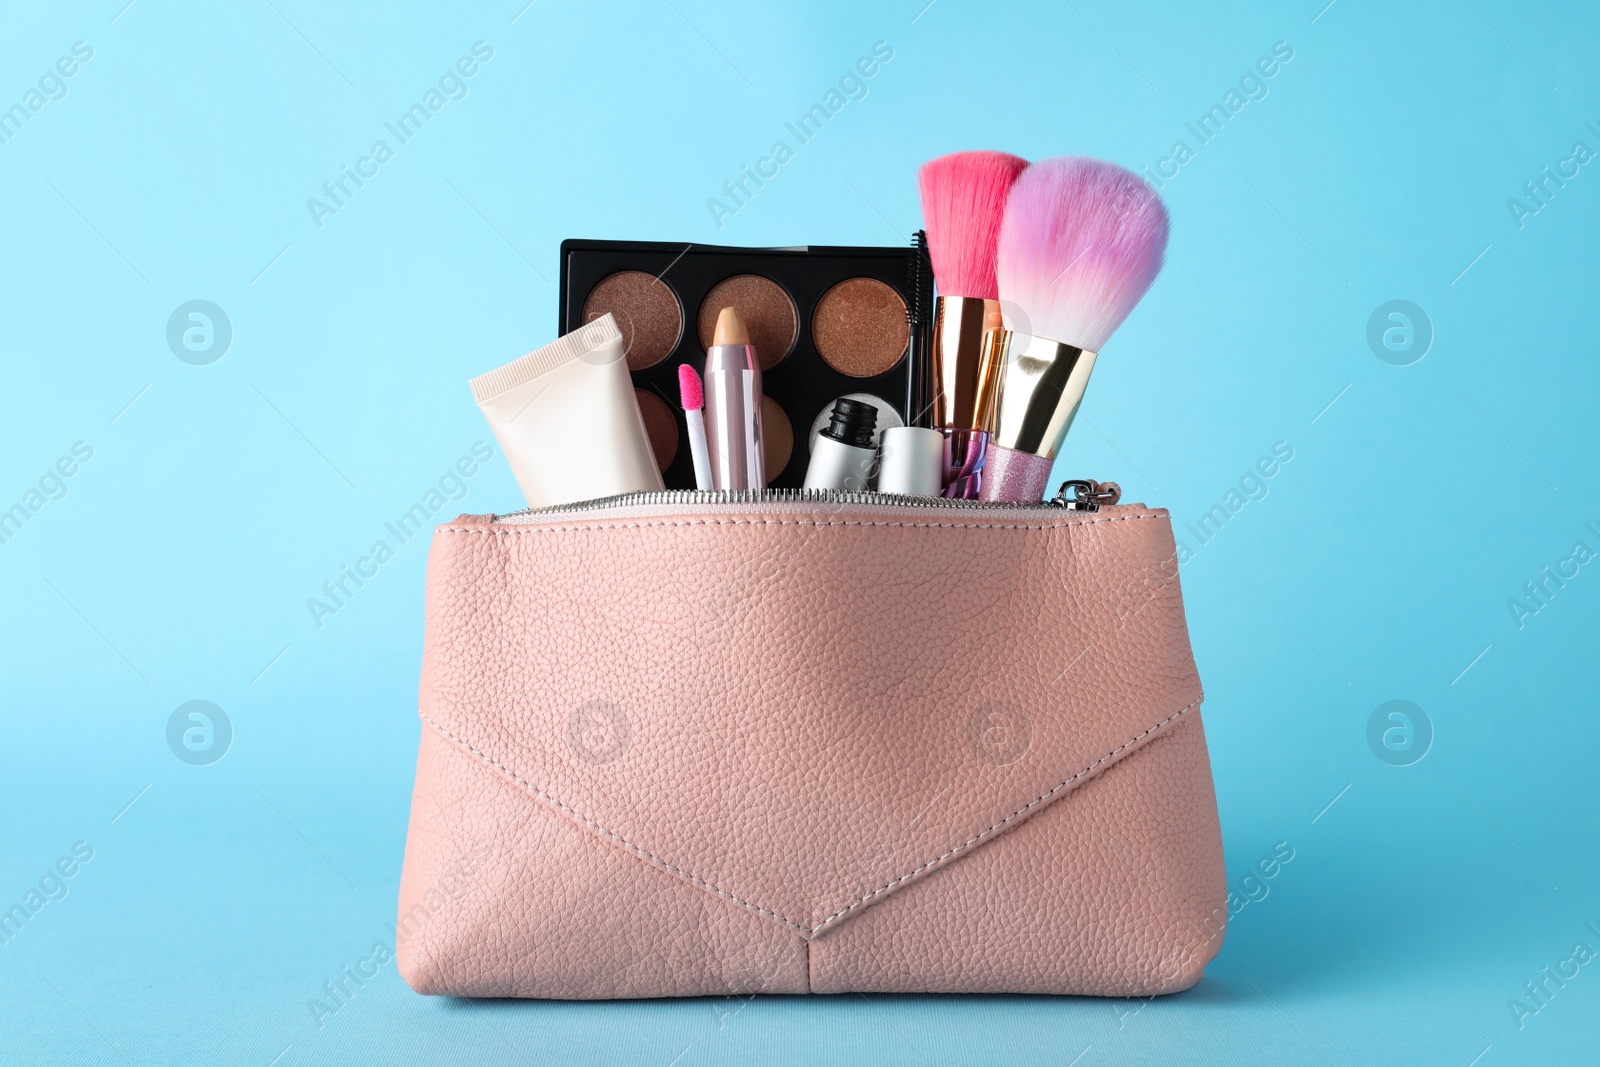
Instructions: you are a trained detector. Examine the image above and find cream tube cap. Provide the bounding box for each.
[876,426,945,497]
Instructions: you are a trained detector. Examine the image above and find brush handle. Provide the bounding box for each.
[979,444,1054,504]
[940,428,988,500]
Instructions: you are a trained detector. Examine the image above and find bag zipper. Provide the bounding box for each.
[494,479,1122,521]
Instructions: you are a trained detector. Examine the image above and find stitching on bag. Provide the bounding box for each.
[416,695,1201,937]
[440,512,1163,536]
[808,695,1203,932]
[417,710,814,935]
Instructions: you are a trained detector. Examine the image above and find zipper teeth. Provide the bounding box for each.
[497,488,1065,520]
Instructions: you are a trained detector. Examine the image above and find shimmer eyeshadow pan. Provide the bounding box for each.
[761,395,793,479]
[812,278,908,378]
[696,275,798,371]
[582,271,682,371]
[560,239,927,489]
[633,387,679,471]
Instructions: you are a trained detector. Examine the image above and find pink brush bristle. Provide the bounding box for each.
[918,150,1029,300]
[677,363,703,411]
[996,156,1169,351]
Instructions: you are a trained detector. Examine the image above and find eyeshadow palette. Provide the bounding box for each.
[559,238,923,489]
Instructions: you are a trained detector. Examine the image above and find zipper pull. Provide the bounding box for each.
[1049,479,1121,512]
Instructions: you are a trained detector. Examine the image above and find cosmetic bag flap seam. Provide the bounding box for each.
[416,693,1201,939]
[806,693,1203,936]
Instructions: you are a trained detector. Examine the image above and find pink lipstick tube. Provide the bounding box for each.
[703,340,765,491]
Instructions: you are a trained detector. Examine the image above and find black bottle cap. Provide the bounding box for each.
[820,398,879,449]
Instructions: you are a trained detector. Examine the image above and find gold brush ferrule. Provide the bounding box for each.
[930,296,1003,432]
[988,333,1099,460]
[972,324,1008,433]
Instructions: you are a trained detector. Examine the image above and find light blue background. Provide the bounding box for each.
[2,1,1597,1064]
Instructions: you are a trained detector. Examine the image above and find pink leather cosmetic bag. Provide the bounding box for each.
[396,485,1226,998]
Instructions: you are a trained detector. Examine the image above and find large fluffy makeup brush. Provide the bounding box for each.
[982,156,1169,503]
[917,150,1028,498]
[920,151,1028,304]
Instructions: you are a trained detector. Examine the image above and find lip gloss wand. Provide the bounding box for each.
[678,364,714,492]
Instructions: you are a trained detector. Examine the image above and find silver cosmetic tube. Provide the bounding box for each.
[704,341,765,490]
[803,434,876,491]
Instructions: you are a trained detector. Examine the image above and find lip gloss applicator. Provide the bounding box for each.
[983,156,1169,504]
[702,306,765,491]
[678,364,713,491]
[917,150,1029,499]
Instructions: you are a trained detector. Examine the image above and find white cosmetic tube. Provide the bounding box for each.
[470,315,664,509]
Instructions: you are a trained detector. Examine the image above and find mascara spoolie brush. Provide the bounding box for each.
[876,230,943,496]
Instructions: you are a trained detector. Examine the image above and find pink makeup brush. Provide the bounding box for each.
[981,156,1169,503]
[917,150,1028,498]
[677,363,713,492]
